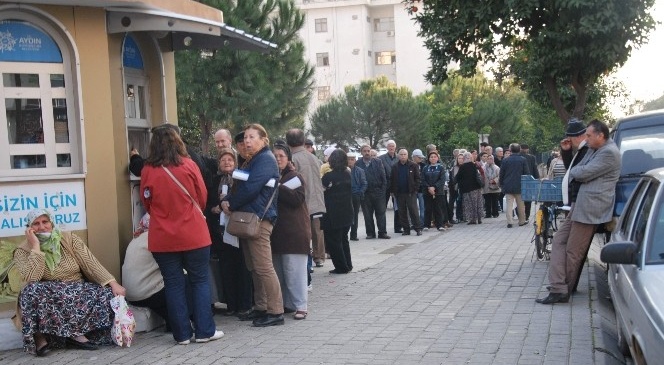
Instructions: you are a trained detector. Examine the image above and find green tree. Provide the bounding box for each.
[310,76,429,149]
[406,0,656,125]
[423,74,533,155]
[176,0,313,154]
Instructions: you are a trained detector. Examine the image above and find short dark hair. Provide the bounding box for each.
[286,129,305,147]
[509,143,521,154]
[587,119,610,140]
[328,149,348,171]
[521,144,529,150]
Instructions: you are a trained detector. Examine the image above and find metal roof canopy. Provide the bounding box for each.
[7,0,276,52]
[107,9,277,53]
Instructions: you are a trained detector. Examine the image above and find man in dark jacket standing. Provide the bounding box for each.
[379,139,402,233]
[390,149,422,236]
[499,143,530,228]
[356,144,390,239]
[520,143,539,220]
[348,152,367,241]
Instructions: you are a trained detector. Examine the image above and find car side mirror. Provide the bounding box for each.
[600,241,637,265]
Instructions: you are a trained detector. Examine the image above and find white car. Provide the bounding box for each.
[601,167,664,364]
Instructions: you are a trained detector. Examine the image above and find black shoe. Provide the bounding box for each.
[478,220,482,224]
[350,237,359,241]
[66,337,98,350]
[238,309,267,321]
[366,235,376,239]
[378,233,391,239]
[484,215,491,219]
[402,231,411,236]
[253,314,285,327]
[535,293,569,304]
[35,342,51,357]
[283,307,296,314]
[394,230,403,234]
[519,221,529,226]
[416,230,422,236]
[329,269,349,274]
[507,224,513,228]
[467,221,477,225]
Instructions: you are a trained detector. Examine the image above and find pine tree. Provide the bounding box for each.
[176,0,313,155]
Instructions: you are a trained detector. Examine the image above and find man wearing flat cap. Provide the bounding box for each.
[537,119,621,304]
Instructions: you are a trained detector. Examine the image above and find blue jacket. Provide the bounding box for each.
[227,146,280,223]
[350,166,368,196]
[421,163,447,196]
[356,157,387,194]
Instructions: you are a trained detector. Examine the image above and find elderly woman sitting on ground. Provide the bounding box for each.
[13,209,125,357]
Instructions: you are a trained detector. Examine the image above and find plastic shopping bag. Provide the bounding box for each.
[110,295,136,347]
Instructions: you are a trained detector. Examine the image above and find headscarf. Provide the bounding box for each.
[25,209,62,273]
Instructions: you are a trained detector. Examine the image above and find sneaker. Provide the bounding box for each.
[519,221,529,226]
[437,227,446,231]
[315,261,324,267]
[195,330,224,343]
[507,224,513,228]
[178,339,191,345]
[307,283,313,292]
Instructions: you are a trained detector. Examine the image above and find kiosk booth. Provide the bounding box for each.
[0,0,274,312]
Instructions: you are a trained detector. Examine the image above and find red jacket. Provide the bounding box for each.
[140,158,211,252]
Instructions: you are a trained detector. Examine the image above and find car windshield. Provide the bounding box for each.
[618,125,664,176]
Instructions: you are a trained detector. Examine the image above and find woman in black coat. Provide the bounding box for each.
[455,152,484,224]
[321,149,354,274]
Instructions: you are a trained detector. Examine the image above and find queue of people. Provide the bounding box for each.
[11,118,615,357]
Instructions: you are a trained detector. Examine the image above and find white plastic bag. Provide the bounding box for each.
[110,295,136,347]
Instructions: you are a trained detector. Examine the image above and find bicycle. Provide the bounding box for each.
[521,175,564,261]
[533,202,564,261]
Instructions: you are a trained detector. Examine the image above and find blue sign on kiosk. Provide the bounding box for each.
[0,20,62,62]
[122,35,144,70]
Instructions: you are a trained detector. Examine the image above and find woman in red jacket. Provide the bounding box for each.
[140,124,223,345]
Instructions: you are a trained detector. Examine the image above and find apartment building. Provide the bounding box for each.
[295,0,430,118]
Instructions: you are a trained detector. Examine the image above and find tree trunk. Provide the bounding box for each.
[544,76,570,126]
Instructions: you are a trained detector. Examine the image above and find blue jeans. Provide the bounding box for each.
[153,246,216,342]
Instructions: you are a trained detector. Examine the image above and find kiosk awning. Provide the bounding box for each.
[11,0,277,52]
[107,8,277,53]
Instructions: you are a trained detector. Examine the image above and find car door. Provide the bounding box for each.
[610,178,650,336]
[618,178,659,359]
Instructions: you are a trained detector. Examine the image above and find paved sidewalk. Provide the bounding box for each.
[0,210,630,364]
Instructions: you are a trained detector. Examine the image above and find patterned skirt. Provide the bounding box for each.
[18,281,114,353]
[463,189,484,222]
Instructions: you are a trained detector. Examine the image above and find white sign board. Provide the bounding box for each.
[0,180,87,237]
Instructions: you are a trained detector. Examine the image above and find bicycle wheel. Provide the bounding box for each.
[535,234,546,260]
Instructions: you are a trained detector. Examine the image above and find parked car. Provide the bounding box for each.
[610,109,664,216]
[600,167,664,364]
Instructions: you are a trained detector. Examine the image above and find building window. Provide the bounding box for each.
[373,18,394,32]
[375,51,396,65]
[316,53,329,67]
[317,86,330,101]
[0,18,82,176]
[315,18,328,33]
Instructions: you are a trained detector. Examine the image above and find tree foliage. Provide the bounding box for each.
[310,76,429,150]
[176,0,313,154]
[423,74,535,155]
[407,0,657,125]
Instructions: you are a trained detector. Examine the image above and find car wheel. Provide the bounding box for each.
[615,311,631,356]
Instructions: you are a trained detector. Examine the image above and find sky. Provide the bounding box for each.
[612,0,664,114]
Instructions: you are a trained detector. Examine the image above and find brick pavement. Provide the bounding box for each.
[0,209,632,364]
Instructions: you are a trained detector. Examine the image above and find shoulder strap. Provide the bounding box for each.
[162,166,205,218]
[259,186,278,221]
